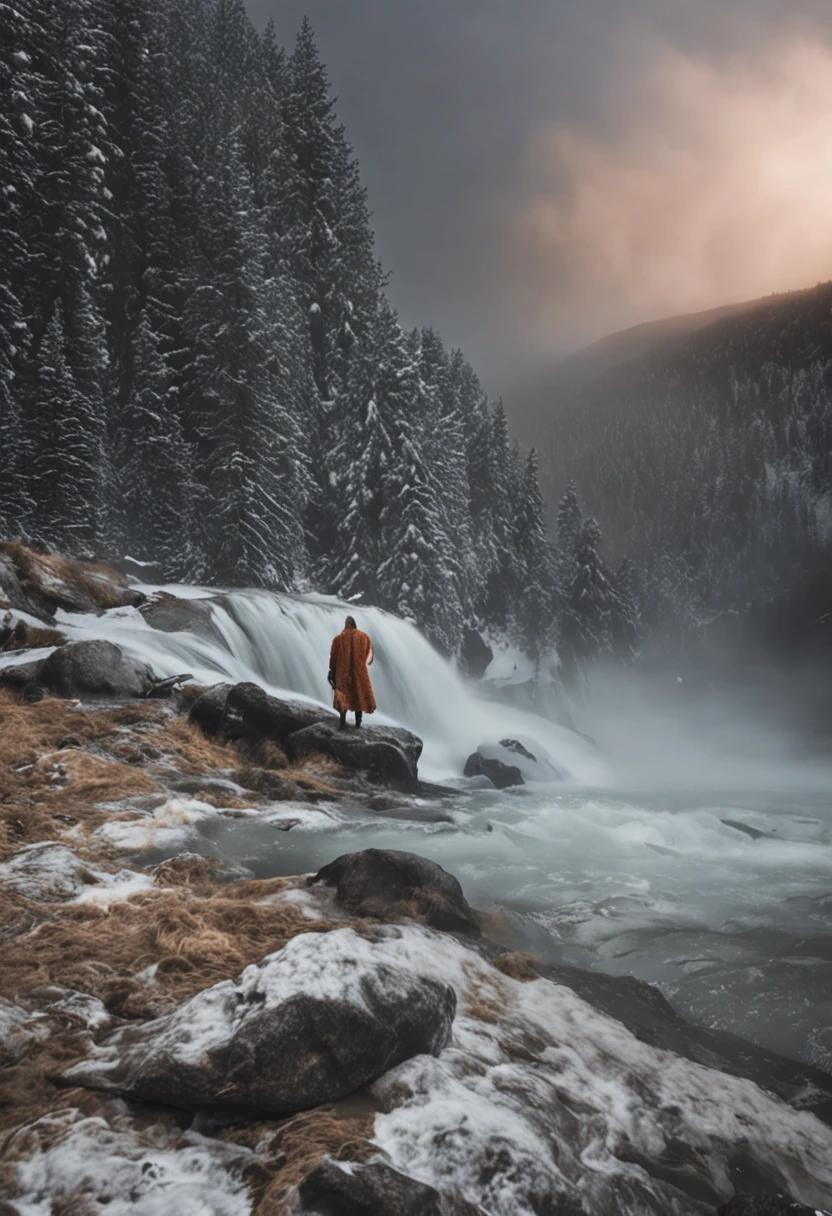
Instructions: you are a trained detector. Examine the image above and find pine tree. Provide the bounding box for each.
[183,137,306,587]
[560,516,613,676]
[29,303,106,553]
[515,448,554,664]
[121,314,196,576]
[609,556,640,661]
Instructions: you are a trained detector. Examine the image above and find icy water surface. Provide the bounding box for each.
[137,780,832,1075]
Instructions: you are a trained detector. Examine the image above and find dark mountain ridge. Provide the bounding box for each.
[508,281,832,648]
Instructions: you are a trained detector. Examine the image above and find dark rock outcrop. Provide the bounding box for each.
[188,684,233,736]
[0,657,46,690]
[0,542,142,621]
[286,720,422,789]
[225,681,334,744]
[62,929,456,1116]
[463,750,523,789]
[38,640,158,699]
[139,591,219,638]
[311,849,480,936]
[459,627,493,680]
[298,1160,485,1216]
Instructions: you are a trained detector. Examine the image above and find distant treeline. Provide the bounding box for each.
[0,0,638,670]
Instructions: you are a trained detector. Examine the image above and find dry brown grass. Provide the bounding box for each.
[0,617,67,652]
[0,541,131,612]
[221,1106,376,1214]
[0,881,357,1019]
[176,683,211,709]
[146,715,240,773]
[492,951,538,982]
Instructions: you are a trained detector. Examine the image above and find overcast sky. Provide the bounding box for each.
[244,0,832,391]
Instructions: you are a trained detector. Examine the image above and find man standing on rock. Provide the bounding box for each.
[328,616,376,729]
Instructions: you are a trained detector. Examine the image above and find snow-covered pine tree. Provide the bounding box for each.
[515,448,555,666]
[556,479,583,577]
[121,313,196,576]
[609,555,640,662]
[321,300,412,602]
[29,303,107,554]
[183,136,306,588]
[560,516,613,680]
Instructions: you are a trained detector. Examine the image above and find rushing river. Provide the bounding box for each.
[41,585,832,1075]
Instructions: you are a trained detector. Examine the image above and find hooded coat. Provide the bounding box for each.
[329,626,376,714]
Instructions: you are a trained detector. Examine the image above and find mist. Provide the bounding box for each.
[505,34,832,358]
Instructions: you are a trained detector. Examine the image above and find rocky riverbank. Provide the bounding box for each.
[2,546,832,1214]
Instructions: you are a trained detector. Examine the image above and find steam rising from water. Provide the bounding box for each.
[507,36,832,351]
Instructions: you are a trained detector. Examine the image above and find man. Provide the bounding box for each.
[328,615,376,729]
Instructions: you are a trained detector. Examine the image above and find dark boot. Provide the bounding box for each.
[339,711,347,731]
[355,711,363,728]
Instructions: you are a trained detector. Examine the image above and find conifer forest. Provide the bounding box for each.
[0,0,639,670]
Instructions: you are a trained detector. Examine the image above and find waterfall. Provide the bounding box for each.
[53,586,610,784]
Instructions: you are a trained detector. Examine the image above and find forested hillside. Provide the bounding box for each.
[510,284,832,647]
[1,0,634,665]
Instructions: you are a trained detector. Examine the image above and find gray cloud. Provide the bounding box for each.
[246,0,832,390]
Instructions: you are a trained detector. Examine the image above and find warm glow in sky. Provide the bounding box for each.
[509,36,832,353]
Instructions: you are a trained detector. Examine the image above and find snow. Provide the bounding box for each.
[95,798,220,852]
[0,843,153,904]
[9,1110,253,1216]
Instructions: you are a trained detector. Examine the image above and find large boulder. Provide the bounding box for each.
[62,928,455,1116]
[38,640,158,699]
[139,591,220,639]
[188,683,233,736]
[463,750,523,789]
[459,627,493,680]
[225,681,335,744]
[286,720,422,789]
[298,1160,485,1216]
[310,849,480,936]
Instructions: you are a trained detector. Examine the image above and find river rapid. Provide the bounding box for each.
[47,585,832,1076]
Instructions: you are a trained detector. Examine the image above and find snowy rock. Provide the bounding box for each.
[0,843,152,904]
[62,928,456,1116]
[39,639,159,698]
[297,1159,485,1215]
[4,1108,254,1216]
[188,683,233,736]
[0,997,46,1066]
[225,681,335,743]
[463,749,523,788]
[0,542,142,621]
[286,720,423,789]
[0,655,47,690]
[309,849,480,936]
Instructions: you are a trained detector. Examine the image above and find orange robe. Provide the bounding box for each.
[329,628,376,714]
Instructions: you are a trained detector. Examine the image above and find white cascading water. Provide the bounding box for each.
[53,585,609,784]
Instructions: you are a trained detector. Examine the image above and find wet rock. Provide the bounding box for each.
[718,1196,829,1215]
[310,849,480,936]
[298,1159,485,1215]
[140,591,219,637]
[225,681,335,744]
[286,720,422,789]
[63,928,456,1116]
[39,640,158,699]
[463,750,523,789]
[459,627,493,680]
[0,657,46,689]
[188,683,233,736]
[466,739,564,784]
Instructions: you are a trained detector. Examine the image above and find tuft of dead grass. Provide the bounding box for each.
[0,616,67,652]
[224,1106,376,1215]
[492,951,539,983]
[146,715,240,773]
